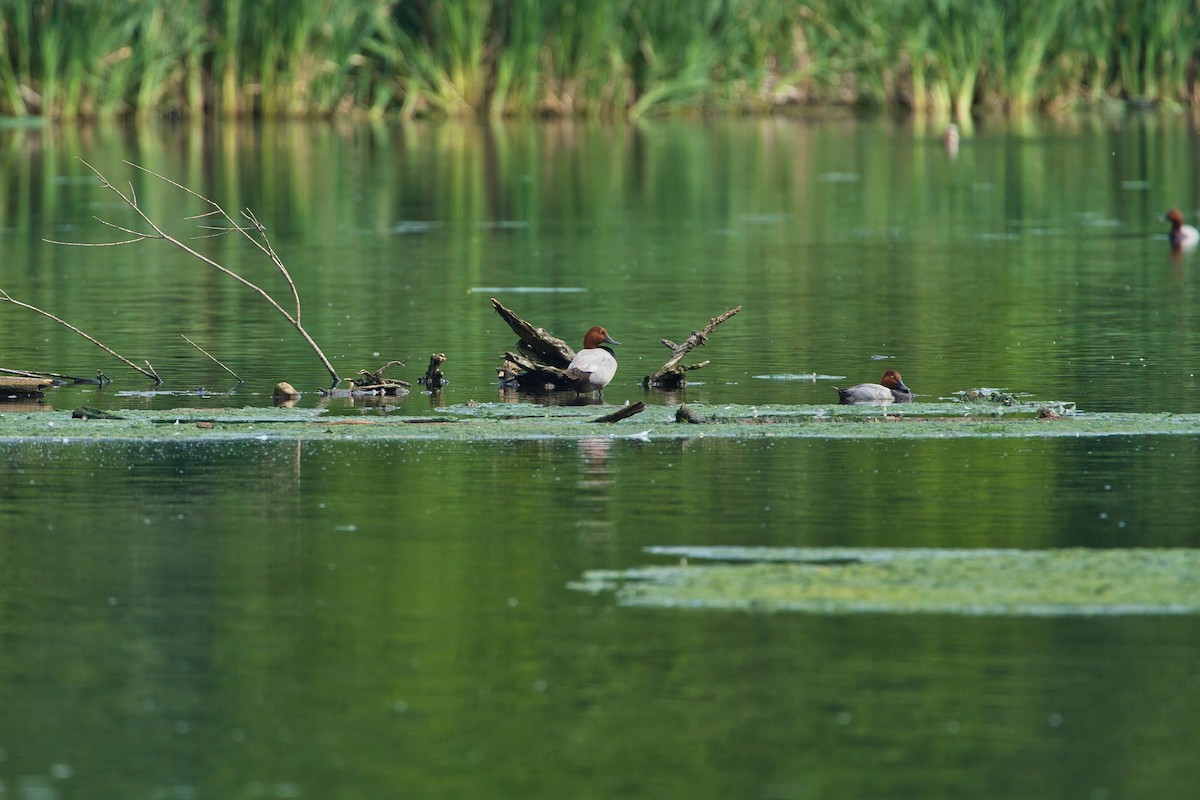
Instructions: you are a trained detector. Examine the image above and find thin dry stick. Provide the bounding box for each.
[46,160,338,387]
[181,334,243,382]
[0,288,160,382]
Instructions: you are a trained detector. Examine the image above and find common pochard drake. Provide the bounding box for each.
[835,369,913,406]
[1166,208,1199,251]
[563,326,619,392]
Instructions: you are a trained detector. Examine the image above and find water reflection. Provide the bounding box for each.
[496,386,609,406]
[573,436,615,540]
[6,115,1200,798]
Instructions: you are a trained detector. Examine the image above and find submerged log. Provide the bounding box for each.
[1,376,53,397]
[642,306,742,390]
[492,297,578,391]
[1,368,100,386]
[419,353,448,390]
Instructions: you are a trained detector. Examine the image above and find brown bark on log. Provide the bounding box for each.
[492,297,577,390]
[643,306,742,390]
[491,298,574,366]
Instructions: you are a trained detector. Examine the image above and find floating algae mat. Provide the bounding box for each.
[5,402,1200,442]
[574,547,1200,616]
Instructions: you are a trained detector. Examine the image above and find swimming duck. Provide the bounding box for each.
[835,369,913,406]
[562,326,619,392]
[1166,208,1199,251]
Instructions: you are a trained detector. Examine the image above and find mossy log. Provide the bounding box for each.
[642,306,742,390]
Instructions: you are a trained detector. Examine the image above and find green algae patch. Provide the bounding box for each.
[4,402,1200,442]
[574,547,1200,616]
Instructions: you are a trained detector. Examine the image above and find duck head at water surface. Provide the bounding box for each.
[562,325,619,393]
[1166,208,1199,251]
[835,369,913,406]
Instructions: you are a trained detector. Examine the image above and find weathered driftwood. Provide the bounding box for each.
[419,353,448,390]
[591,401,646,423]
[1,368,101,385]
[492,297,578,391]
[1,376,53,397]
[642,306,742,390]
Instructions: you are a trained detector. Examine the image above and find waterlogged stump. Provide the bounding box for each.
[419,353,448,390]
[492,297,577,391]
[643,306,741,390]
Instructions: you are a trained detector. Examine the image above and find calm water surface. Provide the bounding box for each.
[3,115,1200,798]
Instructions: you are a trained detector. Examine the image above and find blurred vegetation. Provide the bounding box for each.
[1,0,1199,120]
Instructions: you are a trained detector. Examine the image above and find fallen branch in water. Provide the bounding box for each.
[181,334,243,383]
[642,306,742,390]
[591,401,646,423]
[0,367,105,385]
[46,160,341,388]
[0,288,160,383]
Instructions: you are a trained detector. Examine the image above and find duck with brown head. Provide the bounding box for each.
[1166,208,1199,251]
[562,326,619,393]
[834,369,913,407]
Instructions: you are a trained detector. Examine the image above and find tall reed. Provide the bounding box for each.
[2,0,1199,119]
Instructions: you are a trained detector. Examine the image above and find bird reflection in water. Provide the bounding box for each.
[574,437,615,539]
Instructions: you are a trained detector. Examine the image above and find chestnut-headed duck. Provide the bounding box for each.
[563,326,619,392]
[835,369,913,406]
[1166,208,1199,251]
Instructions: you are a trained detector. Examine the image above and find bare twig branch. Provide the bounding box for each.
[43,237,148,247]
[643,306,742,389]
[48,159,342,388]
[0,288,160,383]
[181,334,243,382]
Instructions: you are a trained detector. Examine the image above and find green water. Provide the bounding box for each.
[3,115,1200,798]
